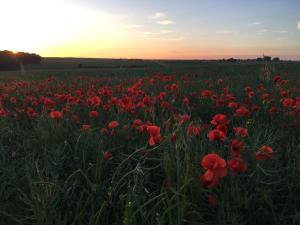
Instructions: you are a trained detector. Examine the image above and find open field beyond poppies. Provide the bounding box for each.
[1,60,300,225]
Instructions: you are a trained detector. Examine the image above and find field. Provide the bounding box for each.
[1,59,300,225]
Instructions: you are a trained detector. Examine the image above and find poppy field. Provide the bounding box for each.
[1,62,300,225]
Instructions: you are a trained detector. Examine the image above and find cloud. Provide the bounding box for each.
[150,12,166,20]
[157,20,175,25]
[150,12,175,25]
[252,22,262,25]
[298,21,300,29]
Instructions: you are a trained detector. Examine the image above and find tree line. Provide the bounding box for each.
[0,50,42,71]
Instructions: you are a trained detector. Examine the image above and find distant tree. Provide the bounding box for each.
[0,50,42,71]
[0,51,20,70]
[227,58,237,62]
[273,57,280,61]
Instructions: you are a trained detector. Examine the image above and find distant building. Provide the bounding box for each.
[263,55,272,61]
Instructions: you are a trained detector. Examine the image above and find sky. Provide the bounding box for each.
[0,0,300,59]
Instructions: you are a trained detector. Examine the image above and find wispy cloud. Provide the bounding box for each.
[157,20,175,25]
[217,29,237,34]
[150,12,175,25]
[252,22,262,25]
[150,12,167,20]
[298,21,300,29]
[123,24,144,29]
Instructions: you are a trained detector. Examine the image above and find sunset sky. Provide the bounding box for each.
[1,0,300,59]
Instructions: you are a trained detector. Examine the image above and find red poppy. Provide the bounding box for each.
[108,121,119,129]
[273,75,281,83]
[147,125,161,146]
[171,133,177,143]
[103,151,112,161]
[50,111,62,120]
[211,114,229,126]
[178,114,191,123]
[201,90,212,97]
[228,159,247,173]
[230,139,244,158]
[187,125,201,137]
[208,129,226,142]
[235,106,251,117]
[200,153,227,189]
[182,97,189,106]
[233,127,248,137]
[89,110,99,118]
[256,145,273,160]
[100,127,108,134]
[82,124,90,131]
[228,102,238,109]
[281,98,295,107]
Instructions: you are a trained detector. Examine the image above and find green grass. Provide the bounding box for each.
[0,60,300,225]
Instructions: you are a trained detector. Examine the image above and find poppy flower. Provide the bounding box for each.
[216,124,228,135]
[108,121,119,129]
[228,159,247,173]
[235,106,251,117]
[82,124,90,131]
[273,75,281,83]
[89,110,99,118]
[201,90,212,97]
[200,153,227,189]
[103,151,112,161]
[50,111,62,120]
[228,102,238,109]
[230,139,244,158]
[171,133,177,143]
[256,145,273,160]
[100,127,108,134]
[87,95,101,107]
[10,97,16,104]
[233,127,248,137]
[147,125,161,146]
[182,97,189,106]
[187,125,201,137]
[208,129,226,142]
[281,98,295,107]
[178,114,191,123]
[210,114,229,126]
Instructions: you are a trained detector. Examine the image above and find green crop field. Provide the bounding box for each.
[1,59,300,225]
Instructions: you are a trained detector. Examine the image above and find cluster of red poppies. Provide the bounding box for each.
[0,73,299,194]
